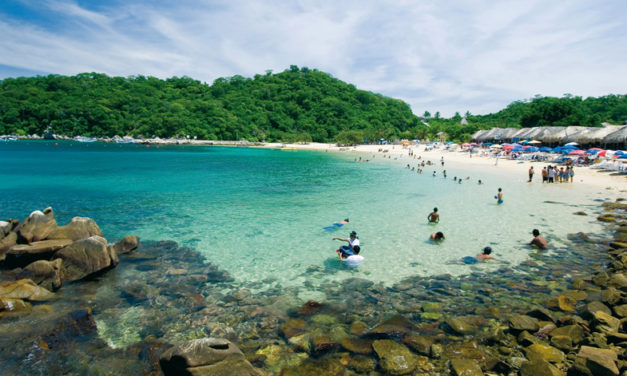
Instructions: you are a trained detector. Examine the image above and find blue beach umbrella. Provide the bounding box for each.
[445,141,454,145]
[587,149,600,154]
[618,154,627,159]
[615,150,626,155]
[551,147,562,153]
[525,147,539,152]
[539,147,552,152]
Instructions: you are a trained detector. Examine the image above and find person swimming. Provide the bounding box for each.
[323,218,349,230]
[430,232,445,241]
[451,247,495,264]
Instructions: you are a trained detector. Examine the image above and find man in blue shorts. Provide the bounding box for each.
[334,231,360,258]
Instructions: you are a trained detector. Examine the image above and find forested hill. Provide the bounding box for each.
[0,66,418,143]
[1,65,626,143]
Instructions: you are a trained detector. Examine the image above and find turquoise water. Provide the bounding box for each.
[0,141,618,298]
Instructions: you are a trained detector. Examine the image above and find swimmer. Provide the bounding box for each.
[430,232,445,241]
[450,247,495,264]
[529,229,548,249]
[432,171,436,177]
[427,208,439,223]
[478,180,482,185]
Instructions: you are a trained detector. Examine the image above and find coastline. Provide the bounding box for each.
[2,140,627,375]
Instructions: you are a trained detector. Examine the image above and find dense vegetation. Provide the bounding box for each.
[1,66,626,143]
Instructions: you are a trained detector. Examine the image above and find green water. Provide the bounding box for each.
[0,141,618,299]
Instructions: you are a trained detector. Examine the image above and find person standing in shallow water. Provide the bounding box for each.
[528,166,534,182]
[529,229,548,249]
[495,188,503,204]
[428,208,439,223]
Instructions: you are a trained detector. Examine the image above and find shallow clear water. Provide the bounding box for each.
[0,141,619,298]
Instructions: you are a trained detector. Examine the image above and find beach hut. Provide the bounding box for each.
[603,126,627,150]
[539,127,567,145]
[471,130,489,142]
[573,126,622,147]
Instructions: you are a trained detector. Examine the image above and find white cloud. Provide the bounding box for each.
[0,0,626,116]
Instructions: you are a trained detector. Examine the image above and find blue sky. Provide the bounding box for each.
[1,0,626,116]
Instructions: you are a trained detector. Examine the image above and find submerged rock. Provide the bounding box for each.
[372,339,417,375]
[159,338,265,376]
[0,297,31,316]
[450,358,483,376]
[524,344,565,363]
[340,337,373,355]
[576,346,619,376]
[40,308,98,351]
[367,315,415,339]
[508,314,540,332]
[519,359,564,376]
[446,317,478,335]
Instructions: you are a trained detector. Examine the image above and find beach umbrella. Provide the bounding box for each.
[525,146,539,152]
[483,142,493,146]
[615,150,626,155]
[445,141,454,145]
[511,143,522,147]
[619,154,627,159]
[564,142,579,146]
[551,147,562,153]
[588,147,603,151]
[527,140,542,144]
[490,144,502,149]
[470,142,478,146]
[539,147,552,152]
[598,150,607,157]
[569,150,587,155]
[503,144,516,150]
[586,149,602,154]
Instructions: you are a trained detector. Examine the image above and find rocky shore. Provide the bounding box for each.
[1,201,626,375]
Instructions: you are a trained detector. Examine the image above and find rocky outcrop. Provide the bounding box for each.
[8,239,73,256]
[17,259,64,291]
[159,338,265,376]
[16,208,58,243]
[47,217,102,241]
[0,279,55,301]
[108,235,139,255]
[53,236,118,282]
[0,231,17,261]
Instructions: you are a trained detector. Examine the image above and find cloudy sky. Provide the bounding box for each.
[1,0,626,116]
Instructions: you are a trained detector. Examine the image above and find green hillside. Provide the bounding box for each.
[1,66,626,143]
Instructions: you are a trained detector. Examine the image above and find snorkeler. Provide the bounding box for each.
[450,247,495,264]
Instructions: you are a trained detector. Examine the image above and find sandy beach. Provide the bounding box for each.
[263,142,627,192]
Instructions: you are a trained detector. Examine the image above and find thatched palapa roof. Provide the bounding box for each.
[603,126,627,145]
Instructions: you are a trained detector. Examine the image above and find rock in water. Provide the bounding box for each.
[372,339,417,375]
[8,239,73,256]
[47,217,103,241]
[109,235,139,255]
[0,279,55,301]
[16,207,58,243]
[53,236,118,282]
[450,358,484,376]
[576,346,619,376]
[159,338,265,376]
[17,259,64,291]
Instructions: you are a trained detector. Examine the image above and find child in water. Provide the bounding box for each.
[449,247,495,264]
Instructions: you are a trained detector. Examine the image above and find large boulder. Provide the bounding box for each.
[17,259,64,291]
[16,208,58,243]
[524,344,565,363]
[159,338,265,376]
[0,220,11,239]
[53,236,118,282]
[8,239,73,256]
[108,235,139,255]
[47,217,102,241]
[0,279,55,301]
[0,232,18,261]
[508,314,540,332]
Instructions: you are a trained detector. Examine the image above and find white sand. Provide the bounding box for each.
[267,142,627,192]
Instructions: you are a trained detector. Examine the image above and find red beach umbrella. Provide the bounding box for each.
[598,150,607,157]
[568,150,586,155]
[503,145,516,150]
[588,147,603,151]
